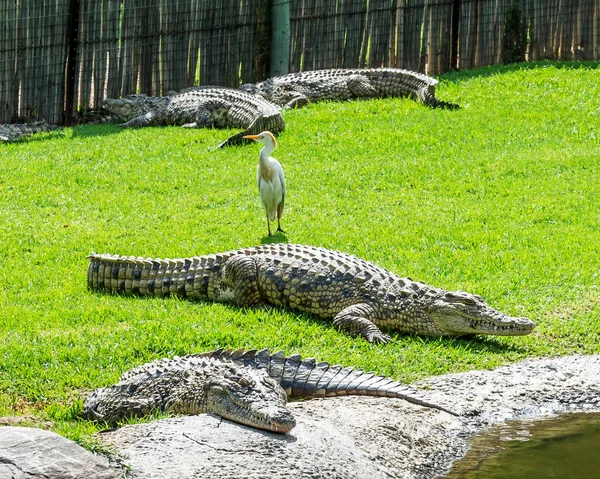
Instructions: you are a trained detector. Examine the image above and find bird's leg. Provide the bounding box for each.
[276,217,285,234]
[266,210,272,236]
[276,203,285,233]
[332,303,391,344]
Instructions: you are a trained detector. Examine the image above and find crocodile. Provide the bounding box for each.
[240,68,459,109]
[0,121,60,142]
[83,347,458,433]
[103,86,285,148]
[87,244,535,342]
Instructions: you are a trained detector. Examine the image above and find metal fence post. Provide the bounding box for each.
[64,0,80,125]
[270,0,290,76]
[450,0,460,69]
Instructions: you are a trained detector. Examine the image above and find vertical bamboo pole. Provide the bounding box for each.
[250,0,270,81]
[419,0,430,73]
[105,0,120,99]
[340,0,365,68]
[92,1,106,109]
[187,0,201,85]
[359,0,371,68]
[0,2,7,122]
[394,0,405,68]
[594,0,599,59]
[427,0,441,74]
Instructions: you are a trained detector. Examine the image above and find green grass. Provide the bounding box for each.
[1,61,599,444]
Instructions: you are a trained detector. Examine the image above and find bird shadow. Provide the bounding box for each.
[261,232,288,245]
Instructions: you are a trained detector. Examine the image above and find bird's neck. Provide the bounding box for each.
[259,143,275,161]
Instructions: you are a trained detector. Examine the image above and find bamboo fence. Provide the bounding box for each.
[0,0,598,124]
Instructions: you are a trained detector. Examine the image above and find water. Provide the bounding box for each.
[443,412,600,479]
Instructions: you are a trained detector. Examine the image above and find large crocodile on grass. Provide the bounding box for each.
[240,68,459,109]
[87,244,535,342]
[83,347,458,433]
[103,86,284,147]
[0,121,60,142]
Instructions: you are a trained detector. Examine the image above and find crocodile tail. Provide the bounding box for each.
[86,252,233,299]
[212,348,458,416]
[217,110,285,148]
[0,121,60,142]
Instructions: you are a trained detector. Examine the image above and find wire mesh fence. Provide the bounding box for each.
[0,0,598,125]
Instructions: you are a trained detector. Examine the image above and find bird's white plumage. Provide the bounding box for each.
[257,157,285,221]
[245,131,286,235]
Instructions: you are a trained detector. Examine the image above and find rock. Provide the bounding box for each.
[0,426,119,479]
[98,400,467,479]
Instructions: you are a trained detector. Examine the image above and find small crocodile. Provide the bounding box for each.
[103,86,285,147]
[0,121,60,142]
[83,348,458,433]
[240,68,459,109]
[87,244,535,342]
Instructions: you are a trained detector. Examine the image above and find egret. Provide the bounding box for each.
[243,131,286,236]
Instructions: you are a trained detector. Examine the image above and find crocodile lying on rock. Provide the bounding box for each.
[103,86,284,147]
[240,68,459,109]
[83,348,458,433]
[87,244,535,342]
[0,121,60,142]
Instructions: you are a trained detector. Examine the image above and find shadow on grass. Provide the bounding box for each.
[69,122,124,139]
[405,333,528,354]
[261,231,288,244]
[8,121,123,144]
[90,286,527,354]
[438,60,600,83]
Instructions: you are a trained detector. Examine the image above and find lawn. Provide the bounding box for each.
[1,61,599,444]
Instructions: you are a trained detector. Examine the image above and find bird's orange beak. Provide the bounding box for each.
[243,135,260,141]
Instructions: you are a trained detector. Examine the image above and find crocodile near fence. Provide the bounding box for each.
[102,86,285,147]
[240,68,460,109]
[2,68,458,143]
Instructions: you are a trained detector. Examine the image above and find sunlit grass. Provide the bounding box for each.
[0,61,599,444]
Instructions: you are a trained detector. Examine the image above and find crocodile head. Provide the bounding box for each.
[425,290,535,336]
[84,359,296,433]
[203,364,296,433]
[103,94,168,120]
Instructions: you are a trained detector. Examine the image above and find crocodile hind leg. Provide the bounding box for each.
[181,99,233,128]
[221,255,264,307]
[333,303,390,344]
[347,75,378,97]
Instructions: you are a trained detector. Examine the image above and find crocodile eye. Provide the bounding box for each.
[444,292,476,305]
[260,376,278,390]
[238,376,253,387]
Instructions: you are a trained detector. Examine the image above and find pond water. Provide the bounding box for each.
[443,412,600,478]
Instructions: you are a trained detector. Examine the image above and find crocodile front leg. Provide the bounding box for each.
[333,303,391,344]
[283,93,310,109]
[120,111,157,128]
[221,255,264,307]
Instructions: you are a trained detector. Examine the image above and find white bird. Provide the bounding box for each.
[243,131,286,236]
